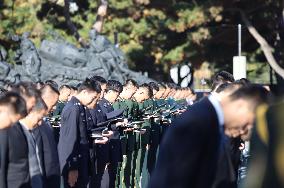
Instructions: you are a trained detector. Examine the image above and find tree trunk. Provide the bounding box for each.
[63,0,86,47]
[92,0,108,33]
[239,9,284,79]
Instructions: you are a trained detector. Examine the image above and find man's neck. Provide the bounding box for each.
[219,96,231,127]
[19,119,34,130]
[208,94,225,127]
[117,96,124,101]
[74,95,84,105]
[104,96,113,104]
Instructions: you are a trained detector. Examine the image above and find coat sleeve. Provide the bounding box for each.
[148,111,206,188]
[58,107,80,172]
[0,129,8,188]
[89,109,97,128]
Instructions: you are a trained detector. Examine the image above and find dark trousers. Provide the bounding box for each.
[124,151,134,187]
[89,142,110,188]
[44,174,60,188]
[147,145,158,175]
[89,160,107,188]
[62,153,89,188]
[108,162,118,188]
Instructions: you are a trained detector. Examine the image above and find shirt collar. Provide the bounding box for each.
[208,94,224,126]
[19,120,30,131]
[186,98,193,105]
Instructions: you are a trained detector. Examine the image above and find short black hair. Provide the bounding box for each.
[59,85,71,91]
[91,80,102,93]
[32,96,48,112]
[125,79,138,88]
[90,76,107,85]
[215,82,244,94]
[45,80,59,90]
[149,82,159,92]
[78,78,102,93]
[11,82,41,99]
[235,78,251,86]
[41,83,60,96]
[212,71,235,91]
[158,82,166,89]
[166,83,177,89]
[0,92,27,117]
[36,81,44,86]
[70,86,78,91]
[106,80,123,93]
[175,85,181,90]
[215,83,230,93]
[140,83,153,98]
[229,84,269,110]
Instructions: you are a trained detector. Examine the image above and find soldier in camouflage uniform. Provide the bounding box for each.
[51,85,71,144]
[132,83,154,187]
[113,79,138,188]
[147,82,162,176]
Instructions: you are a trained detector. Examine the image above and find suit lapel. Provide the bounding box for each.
[14,123,28,144]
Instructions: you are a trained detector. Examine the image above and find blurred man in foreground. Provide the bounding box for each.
[149,85,268,188]
[0,92,27,129]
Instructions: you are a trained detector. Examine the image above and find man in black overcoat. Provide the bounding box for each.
[148,85,268,188]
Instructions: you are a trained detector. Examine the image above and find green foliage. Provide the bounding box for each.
[108,0,133,10]
[246,49,271,84]
[163,42,188,63]
[0,0,282,84]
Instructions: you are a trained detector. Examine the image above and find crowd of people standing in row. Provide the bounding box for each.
[0,75,195,188]
[0,70,279,188]
[149,71,272,188]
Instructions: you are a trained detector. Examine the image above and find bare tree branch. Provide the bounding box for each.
[239,9,284,78]
[63,0,86,47]
[92,0,108,33]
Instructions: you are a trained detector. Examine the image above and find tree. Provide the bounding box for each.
[0,0,283,84]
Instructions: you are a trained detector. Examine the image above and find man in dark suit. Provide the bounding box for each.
[0,92,27,188]
[88,76,110,188]
[33,83,61,188]
[19,97,48,188]
[212,82,244,188]
[148,85,268,188]
[58,78,101,188]
[0,122,31,188]
[86,99,110,188]
[98,80,124,188]
[0,82,40,188]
